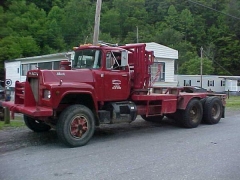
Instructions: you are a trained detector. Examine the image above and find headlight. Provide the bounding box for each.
[43,90,51,99]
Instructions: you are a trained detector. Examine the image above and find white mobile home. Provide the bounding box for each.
[5,52,71,88]
[175,75,240,93]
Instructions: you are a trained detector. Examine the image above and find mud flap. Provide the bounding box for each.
[222,106,225,118]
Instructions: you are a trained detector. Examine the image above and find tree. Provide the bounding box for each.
[155,28,183,47]
[164,5,179,29]
[101,9,121,39]
[112,0,147,41]
[179,57,214,75]
[61,0,95,46]
[178,9,194,41]
[226,0,240,39]
[45,6,66,52]
[0,0,239,76]
[214,36,240,75]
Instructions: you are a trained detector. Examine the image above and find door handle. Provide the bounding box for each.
[122,74,128,77]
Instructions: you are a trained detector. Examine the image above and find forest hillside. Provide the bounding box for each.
[0,0,240,76]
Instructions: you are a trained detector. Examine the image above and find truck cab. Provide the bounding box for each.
[71,45,131,101]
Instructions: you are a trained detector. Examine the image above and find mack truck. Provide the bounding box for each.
[2,43,226,147]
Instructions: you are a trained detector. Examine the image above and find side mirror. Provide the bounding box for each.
[121,50,128,66]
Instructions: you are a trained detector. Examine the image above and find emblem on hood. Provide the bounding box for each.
[29,72,38,76]
[57,72,65,76]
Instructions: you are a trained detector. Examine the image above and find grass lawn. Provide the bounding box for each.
[226,96,240,109]
[0,116,24,130]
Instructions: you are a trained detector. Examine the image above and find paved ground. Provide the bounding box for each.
[0,108,239,180]
[0,108,238,154]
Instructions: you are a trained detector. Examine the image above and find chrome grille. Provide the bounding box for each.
[29,78,39,102]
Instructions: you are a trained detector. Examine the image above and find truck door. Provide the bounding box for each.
[103,51,130,101]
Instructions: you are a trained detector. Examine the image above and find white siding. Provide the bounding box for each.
[153,58,175,82]
[225,80,238,91]
[146,42,178,59]
[175,75,228,92]
[5,61,21,88]
[164,59,175,82]
[145,42,178,86]
[152,58,178,87]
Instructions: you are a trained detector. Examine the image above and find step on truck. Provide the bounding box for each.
[2,43,226,147]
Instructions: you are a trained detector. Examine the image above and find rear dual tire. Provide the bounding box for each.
[178,97,223,128]
[180,98,203,128]
[202,97,223,124]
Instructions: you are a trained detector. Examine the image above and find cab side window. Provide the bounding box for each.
[106,51,122,70]
[106,52,112,69]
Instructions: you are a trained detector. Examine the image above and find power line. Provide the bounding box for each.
[187,0,240,21]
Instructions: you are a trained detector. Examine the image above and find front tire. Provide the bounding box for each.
[180,99,203,128]
[56,105,95,147]
[24,115,51,132]
[203,97,223,124]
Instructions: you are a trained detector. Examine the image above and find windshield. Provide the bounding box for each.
[73,49,101,69]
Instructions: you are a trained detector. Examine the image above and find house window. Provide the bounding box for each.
[53,61,60,70]
[208,80,214,86]
[21,64,29,76]
[221,80,225,86]
[38,62,52,70]
[184,80,191,86]
[30,63,37,70]
[237,80,240,86]
[151,62,165,82]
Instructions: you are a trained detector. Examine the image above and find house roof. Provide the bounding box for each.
[145,42,178,59]
[5,52,72,63]
[219,76,240,80]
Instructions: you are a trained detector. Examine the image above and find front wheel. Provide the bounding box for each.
[56,105,95,147]
[141,115,164,122]
[24,115,51,132]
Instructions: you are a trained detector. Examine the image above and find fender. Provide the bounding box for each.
[49,82,97,110]
[177,93,207,109]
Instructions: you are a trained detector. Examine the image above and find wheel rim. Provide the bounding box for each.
[211,102,221,119]
[190,106,199,123]
[70,115,88,139]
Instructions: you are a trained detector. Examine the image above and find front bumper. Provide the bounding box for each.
[2,101,53,117]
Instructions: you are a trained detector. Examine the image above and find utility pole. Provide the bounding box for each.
[93,0,102,45]
[200,47,203,88]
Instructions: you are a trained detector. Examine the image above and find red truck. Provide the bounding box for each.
[2,43,226,147]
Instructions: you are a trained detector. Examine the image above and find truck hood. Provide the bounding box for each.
[38,69,94,85]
